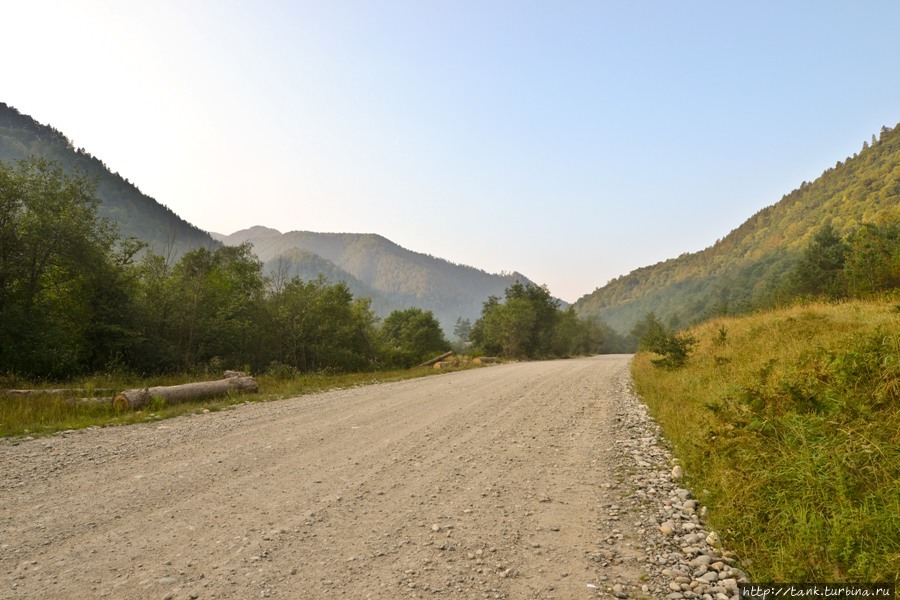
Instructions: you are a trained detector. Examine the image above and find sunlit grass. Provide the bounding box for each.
[633,297,900,583]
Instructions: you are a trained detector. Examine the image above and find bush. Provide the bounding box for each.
[634,312,697,368]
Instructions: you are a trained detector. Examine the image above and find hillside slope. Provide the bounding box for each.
[575,124,900,333]
[213,227,538,331]
[0,102,217,256]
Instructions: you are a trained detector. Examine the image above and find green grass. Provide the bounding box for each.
[632,298,900,584]
[0,364,477,440]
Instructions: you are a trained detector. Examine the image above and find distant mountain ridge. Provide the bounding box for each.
[0,102,217,256]
[212,227,539,331]
[0,102,542,332]
[575,123,900,333]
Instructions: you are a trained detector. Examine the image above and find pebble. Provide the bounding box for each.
[609,372,751,596]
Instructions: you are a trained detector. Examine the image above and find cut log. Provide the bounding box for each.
[112,376,259,411]
[416,351,454,368]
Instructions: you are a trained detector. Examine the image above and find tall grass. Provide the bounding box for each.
[0,365,468,439]
[632,299,900,583]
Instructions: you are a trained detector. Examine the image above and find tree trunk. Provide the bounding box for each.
[416,351,454,368]
[113,376,258,410]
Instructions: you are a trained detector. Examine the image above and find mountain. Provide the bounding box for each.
[0,102,217,256]
[575,124,900,334]
[1,103,541,332]
[212,227,539,331]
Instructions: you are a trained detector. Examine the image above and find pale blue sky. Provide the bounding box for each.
[4,1,899,302]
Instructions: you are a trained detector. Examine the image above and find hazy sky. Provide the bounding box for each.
[4,1,899,302]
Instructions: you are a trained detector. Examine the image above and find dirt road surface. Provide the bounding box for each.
[2,355,661,599]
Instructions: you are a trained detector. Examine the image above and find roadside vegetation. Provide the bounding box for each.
[632,297,900,582]
[0,365,476,439]
[0,157,617,383]
[1,156,621,438]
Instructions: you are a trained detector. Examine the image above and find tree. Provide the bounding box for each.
[843,223,900,296]
[265,276,377,373]
[166,243,267,370]
[378,307,449,368]
[480,297,537,359]
[504,282,560,356]
[633,312,696,369]
[0,157,126,377]
[789,224,848,299]
[453,317,472,344]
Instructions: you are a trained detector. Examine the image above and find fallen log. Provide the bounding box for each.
[416,351,454,369]
[112,376,259,411]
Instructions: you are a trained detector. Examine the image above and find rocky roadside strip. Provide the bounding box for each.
[607,372,750,600]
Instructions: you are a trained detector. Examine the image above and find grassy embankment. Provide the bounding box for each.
[632,298,899,583]
[0,364,473,439]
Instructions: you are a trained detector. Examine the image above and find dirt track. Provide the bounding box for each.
[2,355,654,599]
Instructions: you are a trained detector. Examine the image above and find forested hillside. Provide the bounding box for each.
[576,124,900,333]
[213,227,540,331]
[0,103,216,256]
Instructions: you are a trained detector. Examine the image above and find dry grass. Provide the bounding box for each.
[0,363,478,439]
[633,298,900,583]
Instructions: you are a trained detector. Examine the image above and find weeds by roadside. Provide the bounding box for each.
[632,299,900,583]
[0,364,478,439]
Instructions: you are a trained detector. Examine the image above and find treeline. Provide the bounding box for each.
[469,282,627,359]
[784,221,900,300]
[0,158,612,380]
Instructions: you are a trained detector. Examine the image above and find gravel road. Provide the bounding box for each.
[1,355,745,600]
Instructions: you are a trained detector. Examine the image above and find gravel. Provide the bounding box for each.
[1,355,749,599]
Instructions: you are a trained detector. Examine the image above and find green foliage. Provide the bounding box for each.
[149,396,167,412]
[787,223,848,299]
[632,300,900,582]
[633,313,697,368]
[0,161,381,378]
[0,157,133,377]
[843,222,900,296]
[166,243,268,370]
[378,307,450,368]
[470,282,624,359]
[263,276,377,373]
